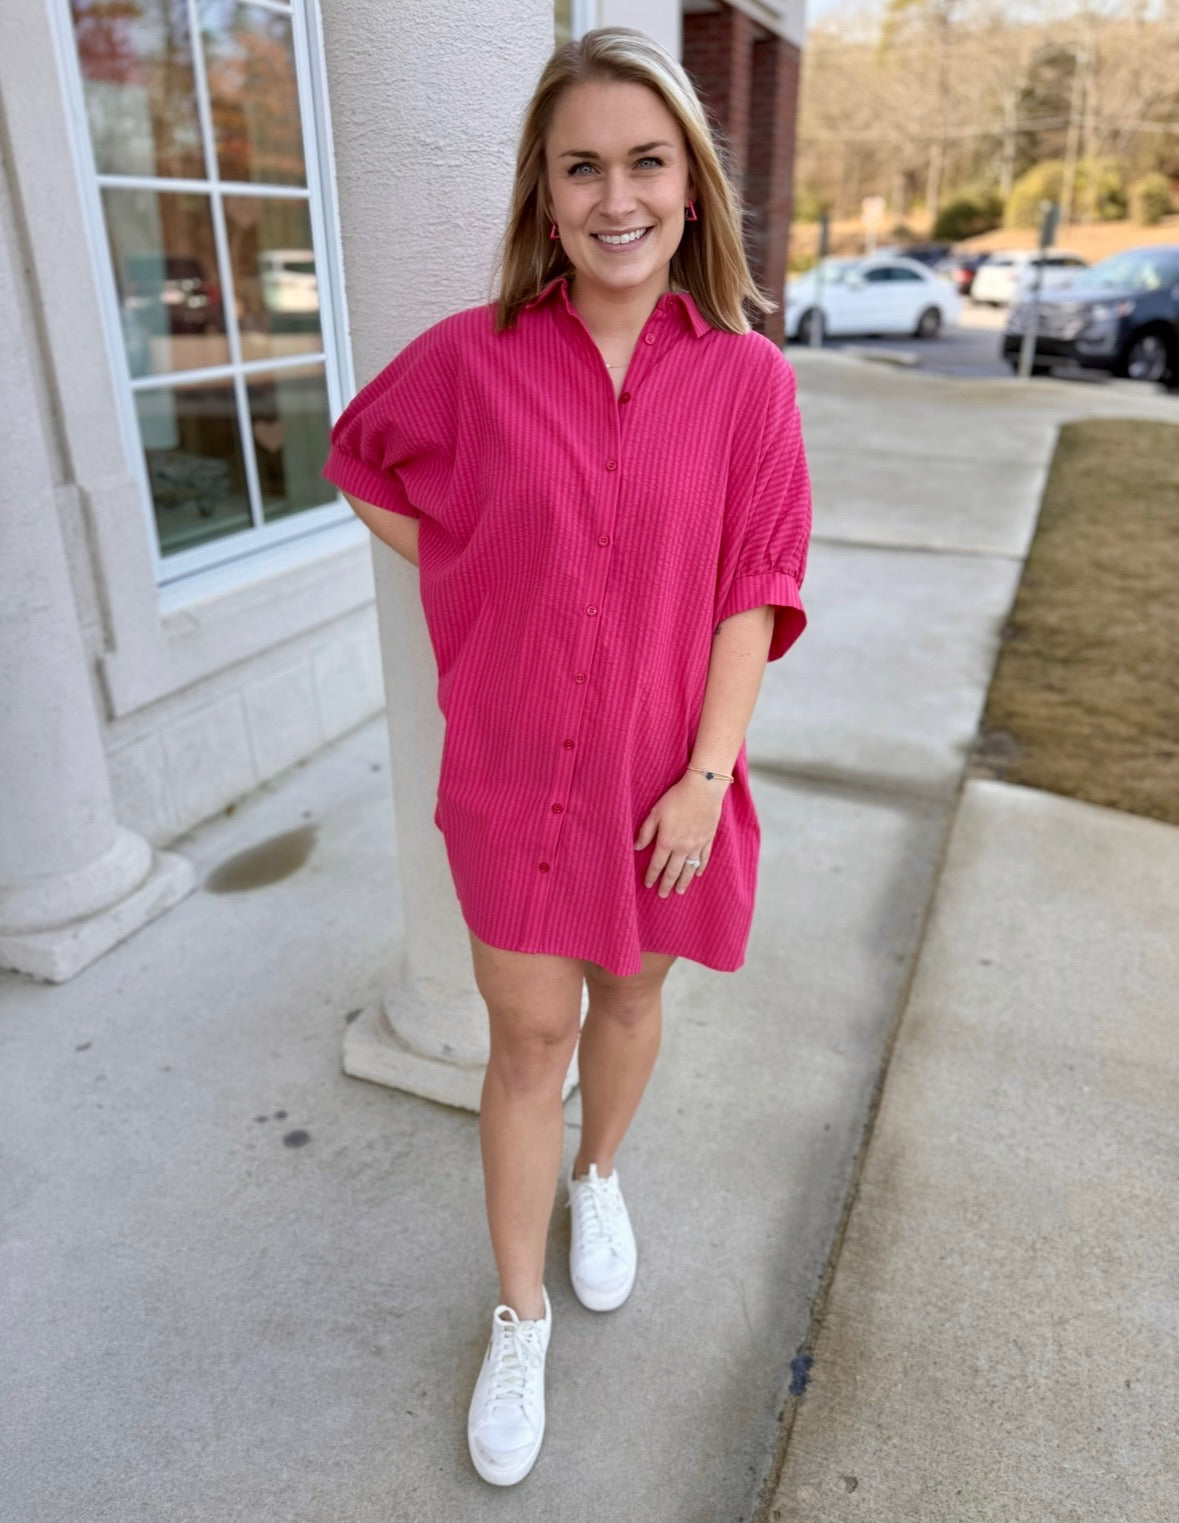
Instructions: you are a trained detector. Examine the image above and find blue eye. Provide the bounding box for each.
[637,157,664,168]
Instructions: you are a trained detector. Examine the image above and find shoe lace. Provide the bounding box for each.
[568,1167,628,1254]
[484,1311,544,1414]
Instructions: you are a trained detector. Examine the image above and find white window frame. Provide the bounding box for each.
[50,0,357,602]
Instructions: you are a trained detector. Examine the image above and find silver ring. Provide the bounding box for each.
[685,858,702,868]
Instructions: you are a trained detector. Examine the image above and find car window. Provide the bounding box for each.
[819,260,861,285]
[1080,250,1179,291]
[863,268,892,283]
[890,268,924,282]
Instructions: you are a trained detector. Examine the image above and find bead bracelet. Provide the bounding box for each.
[687,765,734,784]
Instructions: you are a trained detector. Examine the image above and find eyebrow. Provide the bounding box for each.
[557,141,675,159]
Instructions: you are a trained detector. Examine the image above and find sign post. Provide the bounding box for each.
[861,195,886,255]
[1018,200,1060,380]
[810,212,831,348]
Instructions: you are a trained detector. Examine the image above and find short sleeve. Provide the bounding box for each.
[714,349,812,661]
[322,319,458,520]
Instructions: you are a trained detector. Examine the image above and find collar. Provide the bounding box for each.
[522,274,712,338]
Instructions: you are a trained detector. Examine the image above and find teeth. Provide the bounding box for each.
[596,228,648,245]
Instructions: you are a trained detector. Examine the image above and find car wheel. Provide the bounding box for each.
[915,306,942,339]
[1124,332,1171,383]
[798,308,825,345]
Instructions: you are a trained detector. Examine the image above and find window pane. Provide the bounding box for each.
[104,188,229,378]
[137,379,252,554]
[70,0,204,179]
[248,365,333,522]
[201,2,307,185]
[224,197,323,361]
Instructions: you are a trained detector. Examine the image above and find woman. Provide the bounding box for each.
[322,27,811,1487]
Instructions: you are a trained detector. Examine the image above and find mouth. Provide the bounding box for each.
[590,226,654,248]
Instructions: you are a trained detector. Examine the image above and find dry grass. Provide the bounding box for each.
[790,214,1179,267]
[972,420,1179,826]
[959,216,1179,262]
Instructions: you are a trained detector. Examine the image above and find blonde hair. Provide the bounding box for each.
[494,27,772,333]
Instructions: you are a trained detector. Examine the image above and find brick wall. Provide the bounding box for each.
[682,3,802,346]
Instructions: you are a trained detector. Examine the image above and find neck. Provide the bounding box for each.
[567,272,669,346]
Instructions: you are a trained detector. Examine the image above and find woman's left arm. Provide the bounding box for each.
[635,605,775,898]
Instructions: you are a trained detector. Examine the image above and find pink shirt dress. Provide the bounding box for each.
[323,276,812,976]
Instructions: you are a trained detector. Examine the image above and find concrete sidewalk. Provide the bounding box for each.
[3,354,1175,1522]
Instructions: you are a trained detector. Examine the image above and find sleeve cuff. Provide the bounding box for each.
[716,569,806,661]
[321,445,421,519]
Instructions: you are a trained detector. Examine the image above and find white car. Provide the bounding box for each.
[970,250,1088,307]
[784,256,961,343]
[259,249,319,316]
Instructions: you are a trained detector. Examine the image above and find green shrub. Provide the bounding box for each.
[1005,158,1127,228]
[1130,172,1173,226]
[794,186,831,223]
[1005,161,1065,228]
[933,188,1004,241]
[1082,158,1128,221]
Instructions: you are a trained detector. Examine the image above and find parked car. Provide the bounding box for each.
[895,240,954,269]
[785,256,961,342]
[121,254,223,334]
[259,249,319,316]
[971,249,1088,306]
[934,251,990,297]
[1001,245,1179,382]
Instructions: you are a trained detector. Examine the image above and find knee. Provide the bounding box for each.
[487,1012,578,1092]
[585,975,663,1033]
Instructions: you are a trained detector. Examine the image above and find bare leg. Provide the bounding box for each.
[470,933,584,1321]
[572,952,676,1180]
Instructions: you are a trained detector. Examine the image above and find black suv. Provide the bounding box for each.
[1002,245,1179,382]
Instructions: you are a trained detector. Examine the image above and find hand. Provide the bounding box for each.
[634,773,726,898]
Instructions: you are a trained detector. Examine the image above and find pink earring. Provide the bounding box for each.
[549,221,559,240]
[685,201,698,222]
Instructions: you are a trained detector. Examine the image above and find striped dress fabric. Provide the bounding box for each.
[323,276,812,976]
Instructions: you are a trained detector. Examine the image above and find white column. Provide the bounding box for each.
[597,0,681,58]
[320,0,574,1109]
[0,166,192,983]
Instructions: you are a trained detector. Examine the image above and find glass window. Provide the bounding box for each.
[72,0,204,178]
[203,3,307,186]
[136,378,251,554]
[104,187,229,378]
[66,0,345,585]
[246,364,333,521]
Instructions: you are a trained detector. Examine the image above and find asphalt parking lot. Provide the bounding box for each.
[812,299,1175,393]
[825,300,1012,378]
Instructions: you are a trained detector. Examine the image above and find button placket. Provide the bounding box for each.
[529,325,633,924]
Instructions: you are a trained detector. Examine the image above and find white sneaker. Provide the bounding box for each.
[467,1289,551,1486]
[567,1163,638,1311]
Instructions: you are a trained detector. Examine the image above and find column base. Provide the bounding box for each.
[343,1002,581,1113]
[0,850,194,983]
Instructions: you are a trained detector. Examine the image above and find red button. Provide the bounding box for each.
[605,460,618,471]
[562,739,575,750]
[619,392,631,403]
[644,334,655,345]
[586,606,598,617]
[551,803,564,814]
[574,672,587,684]
[538,862,551,873]
[597,534,611,547]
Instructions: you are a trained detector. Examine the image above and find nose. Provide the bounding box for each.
[598,167,636,220]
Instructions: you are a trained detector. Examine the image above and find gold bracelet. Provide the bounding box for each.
[687,765,734,784]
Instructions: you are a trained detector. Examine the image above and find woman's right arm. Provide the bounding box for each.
[342,491,420,567]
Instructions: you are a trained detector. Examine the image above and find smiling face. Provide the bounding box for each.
[544,78,695,309]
